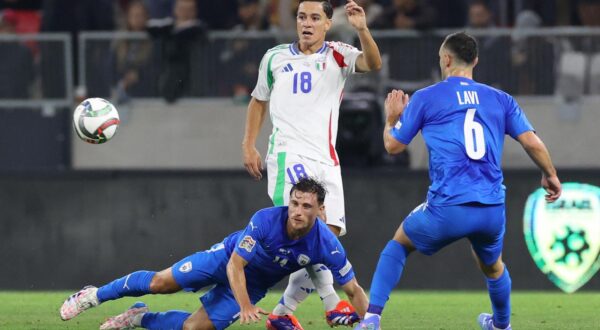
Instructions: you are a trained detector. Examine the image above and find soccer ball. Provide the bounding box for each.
[73,98,120,144]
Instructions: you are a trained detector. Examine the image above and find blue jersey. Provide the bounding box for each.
[222,206,355,290]
[391,76,534,205]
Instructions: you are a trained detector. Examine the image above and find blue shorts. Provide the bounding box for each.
[402,202,505,266]
[171,243,267,330]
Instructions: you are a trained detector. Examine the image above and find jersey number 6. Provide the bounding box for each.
[464,108,486,160]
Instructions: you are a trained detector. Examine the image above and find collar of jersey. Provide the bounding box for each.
[446,76,474,83]
[289,42,327,56]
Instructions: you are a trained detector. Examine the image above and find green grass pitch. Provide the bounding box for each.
[1,291,598,329]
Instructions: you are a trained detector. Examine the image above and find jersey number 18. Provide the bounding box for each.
[464,108,486,160]
[292,72,312,94]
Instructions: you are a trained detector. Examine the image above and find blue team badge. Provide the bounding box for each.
[523,183,600,293]
[297,254,311,266]
[239,235,256,253]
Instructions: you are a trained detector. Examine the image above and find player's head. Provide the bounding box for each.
[287,178,327,234]
[296,0,333,49]
[439,32,479,79]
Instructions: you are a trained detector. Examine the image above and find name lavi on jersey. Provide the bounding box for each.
[457,91,480,105]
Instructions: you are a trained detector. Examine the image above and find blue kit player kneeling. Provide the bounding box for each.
[60,178,367,330]
[355,32,562,330]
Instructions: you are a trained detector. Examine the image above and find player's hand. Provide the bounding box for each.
[542,174,562,203]
[385,89,409,125]
[243,146,263,180]
[239,305,268,325]
[345,0,367,31]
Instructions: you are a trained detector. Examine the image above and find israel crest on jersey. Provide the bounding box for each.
[297,254,311,266]
[523,183,600,293]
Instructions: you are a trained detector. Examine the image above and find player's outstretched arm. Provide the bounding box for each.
[226,252,268,324]
[383,90,409,154]
[346,0,381,72]
[242,97,268,180]
[517,131,562,202]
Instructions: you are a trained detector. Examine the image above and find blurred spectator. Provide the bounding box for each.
[329,0,383,42]
[511,10,555,94]
[431,0,467,28]
[0,14,34,99]
[197,0,239,29]
[221,0,271,100]
[372,0,437,30]
[576,0,600,26]
[467,0,512,91]
[109,0,156,103]
[0,0,41,10]
[148,0,207,103]
[40,0,115,98]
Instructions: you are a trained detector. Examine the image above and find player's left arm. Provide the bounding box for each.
[340,277,368,318]
[345,0,381,73]
[226,252,268,324]
[383,90,410,154]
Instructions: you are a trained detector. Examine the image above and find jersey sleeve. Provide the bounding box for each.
[233,212,267,263]
[321,237,355,286]
[390,91,426,145]
[328,41,362,78]
[504,94,534,139]
[251,52,275,101]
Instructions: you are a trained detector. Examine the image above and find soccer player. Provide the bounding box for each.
[355,32,562,330]
[242,1,381,328]
[59,178,368,330]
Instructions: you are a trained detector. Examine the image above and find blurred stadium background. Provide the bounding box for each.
[1,0,599,312]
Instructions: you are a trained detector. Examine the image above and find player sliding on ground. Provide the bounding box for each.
[242,1,381,328]
[60,178,368,330]
[354,32,562,330]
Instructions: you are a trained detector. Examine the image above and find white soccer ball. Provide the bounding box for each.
[73,98,120,144]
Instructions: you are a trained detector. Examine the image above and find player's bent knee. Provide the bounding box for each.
[149,268,180,293]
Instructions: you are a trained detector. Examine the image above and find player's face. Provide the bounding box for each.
[296,2,331,49]
[287,190,323,234]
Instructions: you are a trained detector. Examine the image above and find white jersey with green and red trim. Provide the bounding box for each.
[251,41,362,166]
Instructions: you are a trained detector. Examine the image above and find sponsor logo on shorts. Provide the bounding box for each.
[339,260,352,277]
[297,254,311,266]
[239,235,256,253]
[338,216,346,224]
[179,261,192,273]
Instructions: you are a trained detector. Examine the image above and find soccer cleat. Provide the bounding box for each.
[478,313,512,330]
[326,300,360,327]
[100,302,149,330]
[266,313,304,330]
[353,315,381,330]
[60,285,100,321]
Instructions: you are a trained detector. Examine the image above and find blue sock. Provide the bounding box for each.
[368,240,409,314]
[141,311,190,330]
[486,266,511,329]
[96,270,156,303]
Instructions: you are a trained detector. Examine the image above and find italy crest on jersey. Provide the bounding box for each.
[316,56,326,71]
[523,183,600,293]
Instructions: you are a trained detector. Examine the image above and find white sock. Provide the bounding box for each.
[307,264,340,311]
[273,269,314,315]
[132,313,145,327]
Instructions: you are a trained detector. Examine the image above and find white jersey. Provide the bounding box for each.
[252,41,362,166]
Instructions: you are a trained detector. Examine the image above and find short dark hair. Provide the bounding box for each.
[298,0,333,19]
[443,32,478,65]
[290,177,327,205]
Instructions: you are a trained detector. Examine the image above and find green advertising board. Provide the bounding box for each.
[524,182,600,293]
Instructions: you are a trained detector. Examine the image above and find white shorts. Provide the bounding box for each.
[266,152,347,236]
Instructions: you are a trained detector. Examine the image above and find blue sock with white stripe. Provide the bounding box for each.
[368,240,409,314]
[141,311,190,330]
[486,266,511,329]
[96,271,156,303]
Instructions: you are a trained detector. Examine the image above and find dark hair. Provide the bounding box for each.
[470,0,490,10]
[290,177,327,205]
[443,32,478,65]
[298,0,333,19]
